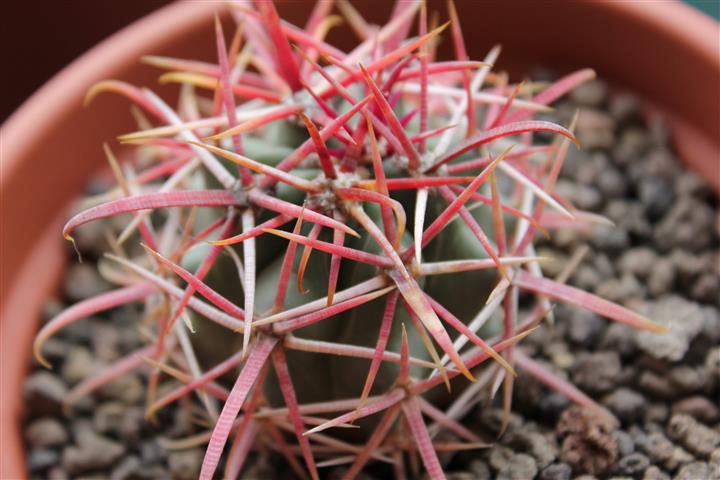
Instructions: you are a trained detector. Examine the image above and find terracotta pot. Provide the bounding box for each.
[1,1,717,477]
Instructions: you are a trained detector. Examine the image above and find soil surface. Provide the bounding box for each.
[23,79,719,479]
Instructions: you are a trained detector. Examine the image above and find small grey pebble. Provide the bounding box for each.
[644,148,681,180]
[469,460,492,480]
[638,177,675,220]
[479,409,524,437]
[618,248,657,278]
[711,448,720,463]
[638,371,676,398]
[488,445,515,472]
[614,128,651,166]
[654,197,715,252]
[25,418,68,448]
[601,323,638,357]
[140,440,164,464]
[667,413,720,457]
[444,473,475,480]
[542,342,572,369]
[617,453,650,476]
[609,93,640,124]
[91,323,121,362]
[118,406,145,442]
[539,463,572,480]
[706,348,720,379]
[110,456,142,480]
[594,254,617,280]
[691,272,720,304]
[644,403,670,425]
[98,373,143,404]
[700,307,720,343]
[642,465,670,480]
[669,250,708,281]
[605,199,652,239]
[507,431,558,468]
[591,225,631,252]
[571,265,603,292]
[28,448,60,473]
[669,366,708,394]
[553,228,582,249]
[46,467,69,480]
[597,166,628,198]
[497,453,538,480]
[635,296,705,362]
[578,124,615,150]
[94,402,126,435]
[23,372,68,417]
[565,308,607,347]
[665,446,695,471]
[538,393,570,423]
[556,180,604,211]
[571,351,621,393]
[62,431,125,475]
[636,432,675,463]
[168,449,203,480]
[63,263,110,302]
[595,273,644,303]
[672,396,719,424]
[614,430,636,457]
[674,171,713,198]
[570,79,608,108]
[602,389,645,423]
[673,461,717,480]
[61,346,95,385]
[648,259,676,297]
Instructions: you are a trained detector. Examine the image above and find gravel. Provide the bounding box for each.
[167,449,203,480]
[23,372,68,417]
[497,453,538,480]
[635,296,705,361]
[63,264,110,302]
[60,346,95,385]
[671,396,719,423]
[571,351,622,393]
[616,452,650,476]
[24,418,68,449]
[666,413,720,458]
[539,463,572,480]
[602,388,645,424]
[641,465,670,480]
[62,430,126,475]
[673,461,719,480]
[636,431,675,464]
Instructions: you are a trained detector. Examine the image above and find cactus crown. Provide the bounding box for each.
[34,2,666,479]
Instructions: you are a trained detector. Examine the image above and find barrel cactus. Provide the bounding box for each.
[34,1,666,478]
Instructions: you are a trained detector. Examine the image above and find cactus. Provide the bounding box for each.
[33,2,666,479]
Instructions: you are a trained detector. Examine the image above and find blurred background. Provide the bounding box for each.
[2,1,170,121]
[2,1,717,122]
